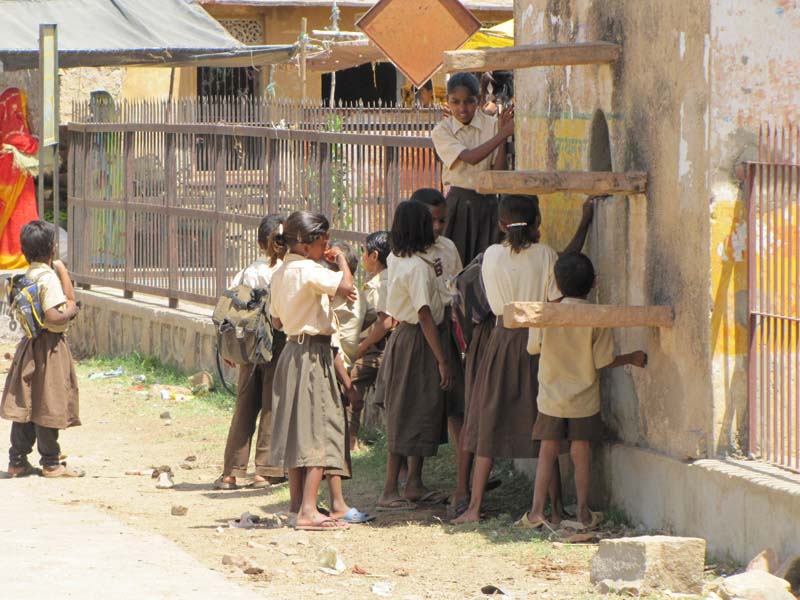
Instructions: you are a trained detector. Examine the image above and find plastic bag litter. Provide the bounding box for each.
[371,582,394,596]
[317,545,346,575]
[229,511,260,529]
[88,368,123,380]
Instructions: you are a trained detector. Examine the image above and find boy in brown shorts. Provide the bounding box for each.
[520,252,647,529]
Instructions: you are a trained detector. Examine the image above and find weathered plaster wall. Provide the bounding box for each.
[707,0,800,456]
[515,0,713,459]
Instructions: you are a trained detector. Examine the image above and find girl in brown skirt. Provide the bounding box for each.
[376,201,451,511]
[2,221,83,478]
[431,72,514,266]
[453,195,562,524]
[268,212,356,531]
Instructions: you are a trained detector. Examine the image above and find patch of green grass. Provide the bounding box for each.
[78,352,235,411]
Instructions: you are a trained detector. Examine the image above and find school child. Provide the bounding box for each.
[350,230,392,451]
[268,211,356,531]
[449,252,495,516]
[376,201,450,511]
[410,188,464,506]
[453,195,562,524]
[431,71,514,266]
[451,195,596,518]
[215,215,287,490]
[1,221,82,478]
[330,241,367,369]
[521,252,647,529]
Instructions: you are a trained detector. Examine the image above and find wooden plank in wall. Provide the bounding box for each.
[503,302,674,329]
[443,42,621,73]
[476,170,648,196]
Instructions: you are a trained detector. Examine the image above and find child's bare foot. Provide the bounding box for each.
[577,507,592,526]
[451,506,481,524]
[295,508,348,530]
[402,482,430,501]
[213,475,237,490]
[376,494,416,511]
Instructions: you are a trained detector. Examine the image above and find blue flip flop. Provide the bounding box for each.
[338,507,376,524]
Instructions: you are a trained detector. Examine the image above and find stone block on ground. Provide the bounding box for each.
[746,548,778,573]
[595,579,642,596]
[717,570,794,600]
[590,535,706,594]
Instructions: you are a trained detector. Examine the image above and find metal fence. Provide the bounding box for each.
[71,97,444,135]
[747,122,800,472]
[67,115,441,307]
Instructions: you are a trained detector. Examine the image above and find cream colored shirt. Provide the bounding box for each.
[535,298,616,419]
[332,290,366,368]
[481,242,560,354]
[386,252,444,325]
[27,262,69,333]
[232,256,282,290]
[421,236,463,307]
[432,111,499,190]
[269,253,343,336]
[361,270,389,339]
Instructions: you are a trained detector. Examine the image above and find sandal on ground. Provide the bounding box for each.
[416,490,449,506]
[337,508,376,524]
[485,476,502,492]
[374,498,417,512]
[561,511,604,531]
[213,476,237,490]
[2,463,41,479]
[447,496,470,519]
[43,464,85,478]
[247,478,271,489]
[295,517,349,531]
[514,511,549,530]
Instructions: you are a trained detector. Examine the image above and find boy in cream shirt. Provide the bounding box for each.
[522,252,647,530]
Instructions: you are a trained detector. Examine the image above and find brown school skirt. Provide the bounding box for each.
[269,336,346,471]
[381,322,446,457]
[0,331,80,430]
[444,186,501,267]
[325,393,352,479]
[440,307,465,418]
[461,317,494,451]
[464,318,541,459]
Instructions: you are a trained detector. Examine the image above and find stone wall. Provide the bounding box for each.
[515,0,713,460]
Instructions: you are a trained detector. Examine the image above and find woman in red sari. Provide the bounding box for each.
[0,87,40,269]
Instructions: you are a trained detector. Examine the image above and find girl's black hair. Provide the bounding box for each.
[20,220,55,263]
[258,214,286,266]
[268,211,329,258]
[409,187,446,208]
[555,252,595,298]
[498,194,541,253]
[390,201,435,257]
[365,230,391,267]
[447,72,480,97]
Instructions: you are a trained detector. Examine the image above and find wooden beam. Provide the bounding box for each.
[444,41,620,72]
[503,302,674,329]
[476,170,648,196]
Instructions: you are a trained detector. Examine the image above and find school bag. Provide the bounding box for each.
[452,253,492,348]
[7,273,46,339]
[212,283,274,366]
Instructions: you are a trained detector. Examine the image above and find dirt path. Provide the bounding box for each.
[0,342,686,600]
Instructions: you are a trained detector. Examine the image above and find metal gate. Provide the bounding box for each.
[747,123,800,471]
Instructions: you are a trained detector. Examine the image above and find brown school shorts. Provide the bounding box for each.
[531,412,604,442]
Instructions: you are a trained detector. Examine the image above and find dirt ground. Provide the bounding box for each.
[0,340,709,600]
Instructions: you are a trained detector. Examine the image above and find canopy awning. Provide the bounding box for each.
[0,0,297,71]
[462,19,514,50]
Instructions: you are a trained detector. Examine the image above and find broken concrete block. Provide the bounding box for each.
[170,505,188,516]
[595,579,642,596]
[590,535,706,594]
[775,554,800,594]
[718,570,794,600]
[746,548,778,573]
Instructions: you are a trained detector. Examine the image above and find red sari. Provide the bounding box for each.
[0,88,39,269]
